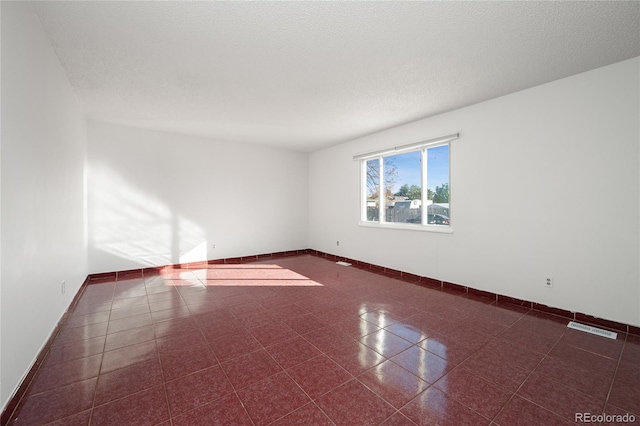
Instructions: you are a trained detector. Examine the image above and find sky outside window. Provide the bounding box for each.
[384,151,421,194]
[427,145,449,193]
[384,145,449,196]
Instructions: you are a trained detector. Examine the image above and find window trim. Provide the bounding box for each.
[352,133,458,161]
[356,133,458,233]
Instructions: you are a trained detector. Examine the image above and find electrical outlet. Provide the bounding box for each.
[336,241,340,246]
[544,276,553,288]
[61,280,66,295]
[212,244,216,249]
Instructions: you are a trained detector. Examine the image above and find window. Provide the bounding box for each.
[356,133,457,231]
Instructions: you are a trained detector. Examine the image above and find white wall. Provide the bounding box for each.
[1,2,87,410]
[310,57,640,327]
[87,121,309,273]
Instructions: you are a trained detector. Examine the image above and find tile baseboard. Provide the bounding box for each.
[306,249,638,337]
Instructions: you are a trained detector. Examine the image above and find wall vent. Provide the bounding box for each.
[567,321,617,340]
[336,261,352,266]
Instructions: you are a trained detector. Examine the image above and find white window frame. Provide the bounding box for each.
[355,133,458,233]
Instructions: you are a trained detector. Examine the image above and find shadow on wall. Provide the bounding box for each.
[89,162,207,269]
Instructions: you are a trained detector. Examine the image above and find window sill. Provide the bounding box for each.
[358,221,454,234]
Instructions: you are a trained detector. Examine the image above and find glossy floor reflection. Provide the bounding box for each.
[8,255,640,425]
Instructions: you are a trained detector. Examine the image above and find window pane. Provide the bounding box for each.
[426,145,450,225]
[365,158,380,221]
[384,151,421,224]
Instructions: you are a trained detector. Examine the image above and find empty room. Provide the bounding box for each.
[1,1,639,425]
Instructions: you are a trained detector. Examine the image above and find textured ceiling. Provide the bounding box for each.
[31,1,640,152]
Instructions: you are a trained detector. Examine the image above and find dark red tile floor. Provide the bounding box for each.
[7,255,640,425]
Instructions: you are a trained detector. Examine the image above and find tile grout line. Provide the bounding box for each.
[85,282,114,426]
[192,284,257,426]
[398,308,556,425]
[601,332,628,416]
[488,323,569,425]
[229,292,338,425]
[259,351,339,425]
[143,274,174,426]
[351,364,420,426]
[384,328,504,425]
[148,269,214,425]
